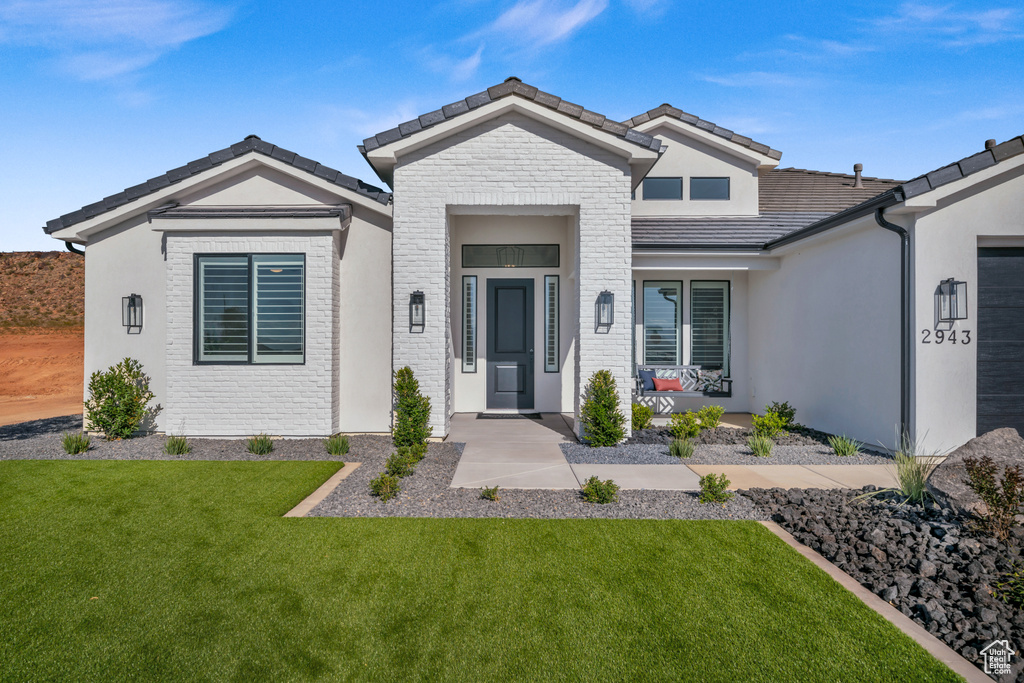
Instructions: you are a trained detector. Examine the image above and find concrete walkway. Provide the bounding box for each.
[447,413,899,491]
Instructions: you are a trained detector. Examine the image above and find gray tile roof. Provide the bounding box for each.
[43,135,391,235]
[632,212,833,248]
[623,104,783,160]
[898,134,1024,199]
[360,77,663,155]
[759,168,903,213]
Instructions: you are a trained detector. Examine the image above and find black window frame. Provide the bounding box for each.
[193,252,307,366]
[642,177,684,200]
[689,177,731,200]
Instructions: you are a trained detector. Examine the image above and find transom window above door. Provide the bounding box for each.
[461,244,559,268]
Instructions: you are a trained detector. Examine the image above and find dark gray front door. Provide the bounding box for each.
[487,279,534,410]
[978,247,1024,436]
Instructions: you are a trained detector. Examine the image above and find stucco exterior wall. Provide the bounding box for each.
[163,232,337,437]
[631,125,759,217]
[83,213,167,430]
[632,269,751,413]
[392,112,634,437]
[749,216,902,447]
[911,162,1024,452]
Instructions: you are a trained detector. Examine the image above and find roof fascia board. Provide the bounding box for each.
[887,152,1024,216]
[634,117,780,169]
[49,155,391,242]
[149,216,348,233]
[632,253,780,270]
[366,98,660,170]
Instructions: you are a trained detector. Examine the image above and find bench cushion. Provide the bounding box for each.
[652,376,684,392]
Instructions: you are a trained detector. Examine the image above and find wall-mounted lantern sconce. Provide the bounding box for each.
[497,245,524,268]
[122,293,143,333]
[937,278,968,323]
[410,291,425,331]
[596,290,614,330]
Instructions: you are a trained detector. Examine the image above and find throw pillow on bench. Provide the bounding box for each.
[652,377,685,392]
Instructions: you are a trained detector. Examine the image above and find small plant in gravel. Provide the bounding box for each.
[696,405,725,430]
[581,476,619,504]
[480,486,500,502]
[964,454,1024,542]
[246,433,274,455]
[698,473,733,505]
[827,434,861,457]
[669,438,694,458]
[751,410,786,439]
[631,403,653,431]
[857,430,939,507]
[369,473,400,502]
[995,565,1024,610]
[669,411,699,439]
[164,435,191,456]
[580,370,626,447]
[401,443,428,462]
[385,450,416,478]
[393,366,432,448]
[61,432,90,454]
[767,400,796,426]
[747,433,774,457]
[85,358,157,440]
[324,433,350,457]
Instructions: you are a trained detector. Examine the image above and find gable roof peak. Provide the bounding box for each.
[626,104,783,161]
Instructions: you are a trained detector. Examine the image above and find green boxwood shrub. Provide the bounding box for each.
[631,403,653,431]
[696,405,725,430]
[84,358,156,440]
[393,367,432,447]
[580,370,626,447]
[581,476,619,504]
[768,401,796,426]
[699,473,734,505]
[370,473,400,502]
[669,411,699,439]
[385,451,416,478]
[751,410,787,438]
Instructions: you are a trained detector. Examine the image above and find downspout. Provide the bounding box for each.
[874,206,910,439]
[64,241,84,255]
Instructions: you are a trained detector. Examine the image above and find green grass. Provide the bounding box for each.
[0,461,959,682]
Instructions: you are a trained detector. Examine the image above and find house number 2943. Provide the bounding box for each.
[921,329,971,344]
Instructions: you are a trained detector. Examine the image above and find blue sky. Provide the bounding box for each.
[2,0,1022,251]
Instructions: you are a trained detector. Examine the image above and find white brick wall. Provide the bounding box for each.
[393,112,634,437]
[164,232,336,436]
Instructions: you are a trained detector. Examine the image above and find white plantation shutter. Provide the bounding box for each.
[462,276,477,372]
[252,255,304,363]
[198,256,249,362]
[643,281,681,364]
[544,275,559,372]
[690,281,729,375]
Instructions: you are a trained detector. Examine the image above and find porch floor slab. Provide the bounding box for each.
[570,464,701,490]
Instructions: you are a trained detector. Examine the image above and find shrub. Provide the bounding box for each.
[401,442,428,462]
[164,435,191,455]
[699,473,734,505]
[669,438,694,458]
[246,433,274,455]
[84,358,156,440]
[891,431,938,506]
[995,565,1024,610]
[632,403,653,431]
[768,401,796,426]
[61,432,90,455]
[964,454,1024,542]
[669,411,699,439]
[580,370,626,447]
[369,473,400,502]
[324,433,350,457]
[581,476,619,504]
[828,434,861,457]
[697,405,725,430]
[393,366,432,448]
[481,486,500,502]
[747,434,774,457]
[385,450,416,478]
[751,410,787,439]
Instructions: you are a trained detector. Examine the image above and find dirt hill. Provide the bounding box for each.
[0,251,84,329]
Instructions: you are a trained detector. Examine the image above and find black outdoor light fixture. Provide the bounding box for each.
[596,290,614,329]
[497,245,524,268]
[122,293,143,332]
[410,291,425,331]
[937,278,968,322]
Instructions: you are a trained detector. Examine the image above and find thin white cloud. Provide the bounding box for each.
[473,0,608,48]
[316,103,423,146]
[698,71,815,88]
[622,0,669,17]
[0,0,233,80]
[873,2,1023,47]
[420,44,485,82]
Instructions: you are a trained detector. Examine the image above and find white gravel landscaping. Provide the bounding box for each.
[561,442,896,466]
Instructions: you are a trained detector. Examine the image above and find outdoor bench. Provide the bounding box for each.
[634,364,732,398]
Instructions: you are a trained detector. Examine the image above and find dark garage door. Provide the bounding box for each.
[978,247,1024,436]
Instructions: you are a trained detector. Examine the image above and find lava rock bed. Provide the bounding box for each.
[628,425,861,448]
[745,486,1024,680]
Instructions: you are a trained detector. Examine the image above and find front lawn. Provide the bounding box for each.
[0,461,957,682]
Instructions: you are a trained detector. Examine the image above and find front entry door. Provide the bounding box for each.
[487,279,534,410]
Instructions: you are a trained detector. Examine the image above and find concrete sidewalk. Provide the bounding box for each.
[447,413,899,491]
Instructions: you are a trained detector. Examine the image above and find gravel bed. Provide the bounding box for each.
[309,437,764,520]
[561,442,895,465]
[627,425,878,449]
[746,486,1024,681]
